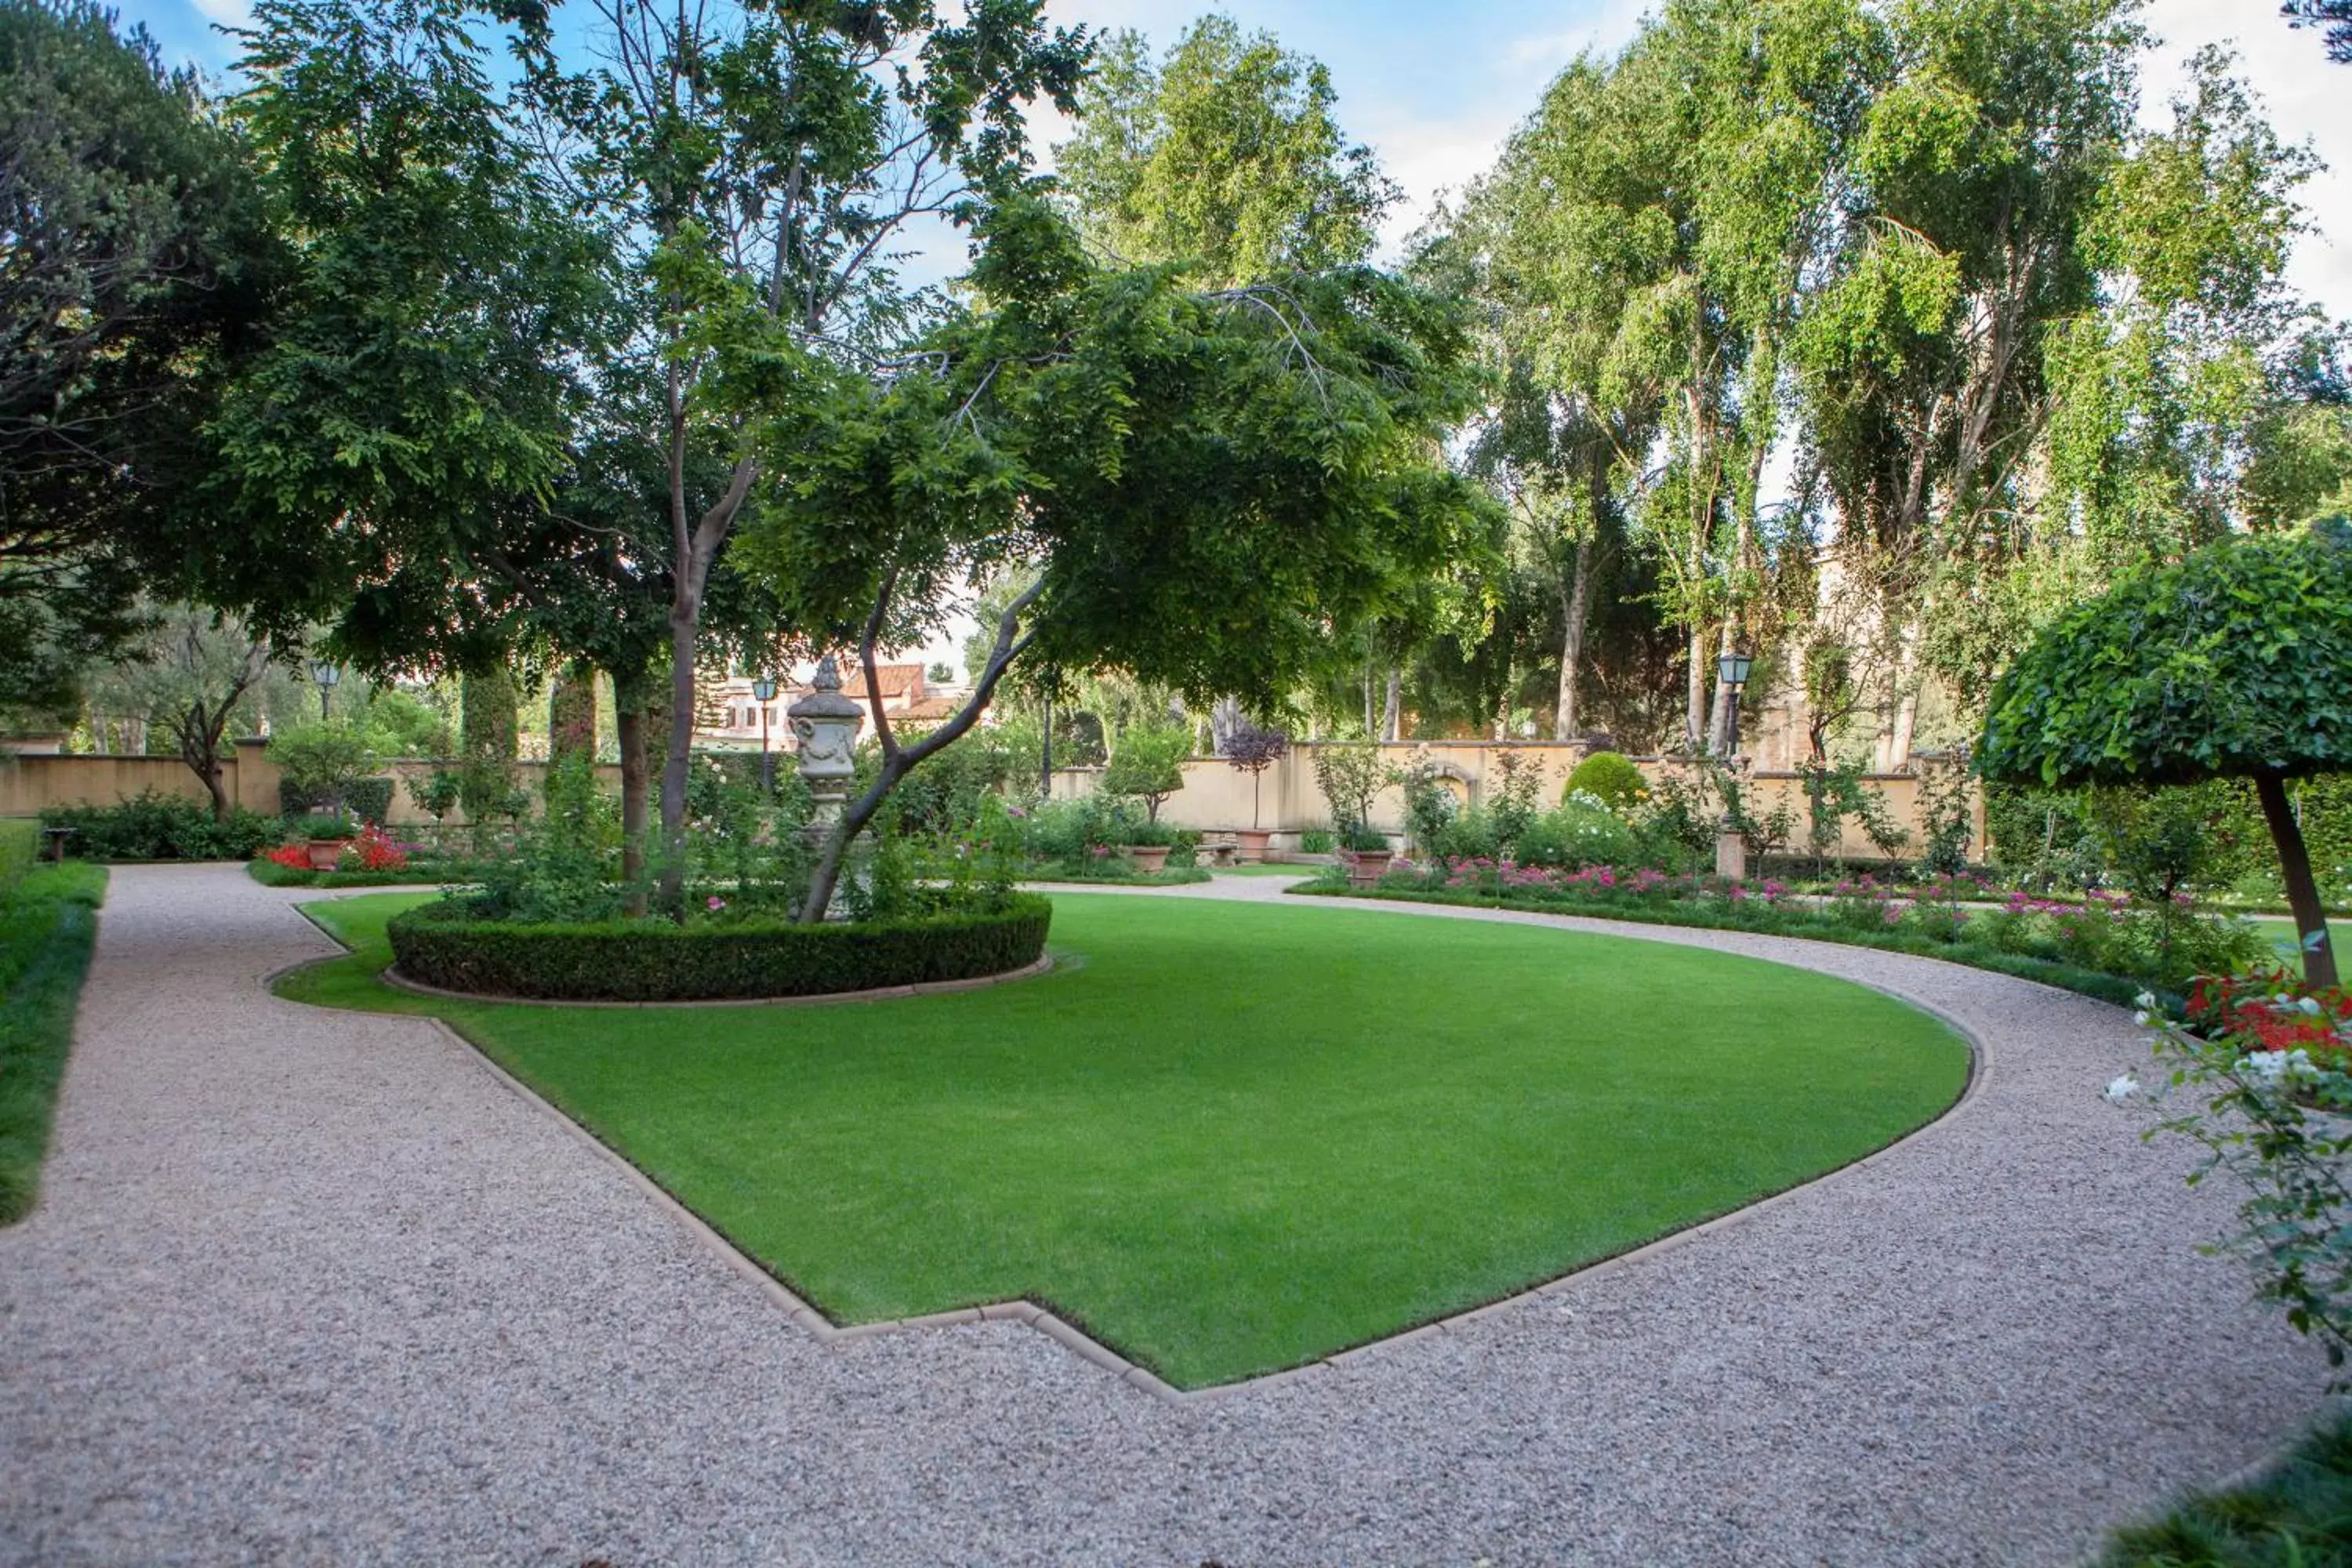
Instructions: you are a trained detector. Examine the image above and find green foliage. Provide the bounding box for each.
[1056,16,1396,285]
[1488,749,1544,847]
[341,777,394,825]
[0,819,32,908]
[408,769,463,822]
[1564,751,1646,810]
[1983,519,2352,789]
[470,757,624,924]
[2096,1408,2352,1567]
[38,792,275,859]
[1515,802,1641,870]
[0,0,275,705]
[1100,724,1191,822]
[387,893,1052,1002]
[354,686,453,757]
[268,720,379,808]
[1310,742,1388,834]
[2088,783,2239,906]
[0,859,105,1222]
[1795,756,1908,873]
[457,668,519,819]
[1298,827,1335,855]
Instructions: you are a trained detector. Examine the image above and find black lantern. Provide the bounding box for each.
[1715,651,1752,757]
[308,659,341,720]
[750,674,779,794]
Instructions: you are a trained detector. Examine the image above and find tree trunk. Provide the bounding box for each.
[197,751,228,822]
[612,666,655,916]
[1381,669,1401,742]
[656,605,701,906]
[2256,768,2339,989]
[1555,535,1594,742]
[1686,628,1708,752]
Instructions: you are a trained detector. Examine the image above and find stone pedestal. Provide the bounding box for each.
[1715,828,1748,883]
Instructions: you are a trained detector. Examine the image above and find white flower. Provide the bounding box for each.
[2240,1050,2318,1083]
[2133,1010,2151,1027]
[2105,1074,2140,1103]
[2136,990,2158,1011]
[2300,997,2323,1017]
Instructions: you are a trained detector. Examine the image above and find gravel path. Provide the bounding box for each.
[0,862,2332,1566]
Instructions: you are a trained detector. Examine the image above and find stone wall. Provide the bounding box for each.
[0,741,619,826]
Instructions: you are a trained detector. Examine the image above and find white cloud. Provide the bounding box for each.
[184,0,251,30]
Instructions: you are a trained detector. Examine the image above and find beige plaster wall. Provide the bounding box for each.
[1058,742,1987,863]
[2,743,620,827]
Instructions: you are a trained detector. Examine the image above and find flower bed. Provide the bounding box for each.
[386,893,1054,1002]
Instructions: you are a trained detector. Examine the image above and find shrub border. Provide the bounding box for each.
[386,894,1053,1003]
[1293,880,2185,1011]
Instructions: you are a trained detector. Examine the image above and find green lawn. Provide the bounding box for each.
[1,860,107,1223]
[287,891,1968,1387]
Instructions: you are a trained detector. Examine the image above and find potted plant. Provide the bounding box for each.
[1310,740,1394,884]
[1221,720,1288,862]
[290,811,355,869]
[1338,822,1394,885]
[1119,815,1179,873]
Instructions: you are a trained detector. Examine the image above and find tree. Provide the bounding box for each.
[2282,2,2352,63]
[1,0,275,710]
[93,607,275,820]
[1102,724,1189,822]
[1055,14,1396,285]
[1979,517,2352,987]
[750,198,1486,916]
[492,0,1087,903]
[1221,720,1287,829]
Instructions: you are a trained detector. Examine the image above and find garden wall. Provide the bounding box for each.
[1054,742,1987,863]
[0,741,619,826]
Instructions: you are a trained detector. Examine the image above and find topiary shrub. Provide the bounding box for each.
[1565,750,1646,810]
[342,777,395,825]
[40,793,275,860]
[387,894,1054,1002]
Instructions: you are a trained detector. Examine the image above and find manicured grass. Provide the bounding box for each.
[0,861,107,1223]
[2096,1411,2352,1566]
[287,891,1968,1387]
[1212,863,1320,878]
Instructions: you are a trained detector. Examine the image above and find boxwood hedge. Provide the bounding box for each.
[387,894,1053,1002]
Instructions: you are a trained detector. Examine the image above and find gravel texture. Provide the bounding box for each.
[0,862,2333,1566]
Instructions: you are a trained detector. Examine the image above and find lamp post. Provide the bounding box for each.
[1715,650,1754,758]
[308,659,341,721]
[750,674,779,797]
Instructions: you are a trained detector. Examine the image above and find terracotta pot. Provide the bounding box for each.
[1125,844,1171,873]
[1232,829,1272,864]
[1343,847,1393,887]
[306,838,352,871]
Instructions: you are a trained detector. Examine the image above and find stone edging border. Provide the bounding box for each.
[376,952,1055,1010]
[272,891,1987,1407]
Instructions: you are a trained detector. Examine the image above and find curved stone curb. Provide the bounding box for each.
[375,951,1056,1010]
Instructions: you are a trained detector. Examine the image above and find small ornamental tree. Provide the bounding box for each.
[1222,720,1289,829]
[1980,517,2352,986]
[1102,724,1190,823]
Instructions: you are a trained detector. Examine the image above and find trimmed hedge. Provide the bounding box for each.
[1295,880,2174,1012]
[387,894,1053,1002]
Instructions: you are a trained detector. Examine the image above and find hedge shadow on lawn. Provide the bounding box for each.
[386,893,1053,1002]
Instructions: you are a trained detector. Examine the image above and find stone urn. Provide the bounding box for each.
[1232,829,1272,864]
[1343,846,1393,887]
[1126,845,1171,873]
[305,837,353,871]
